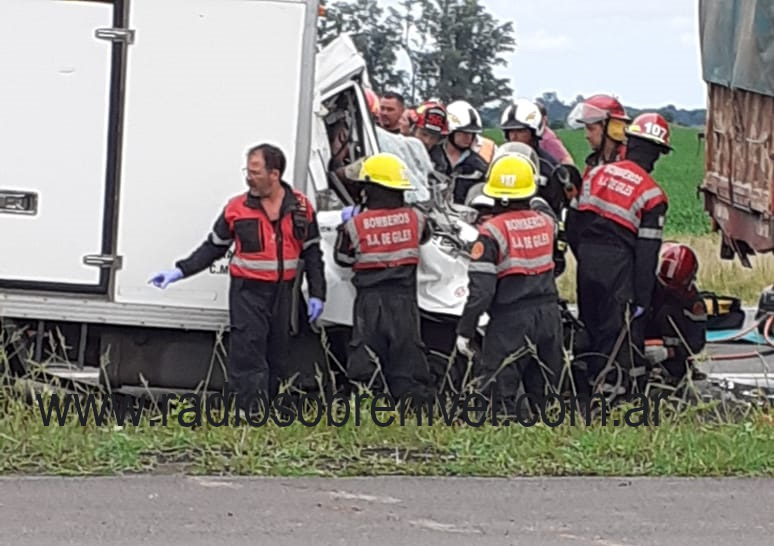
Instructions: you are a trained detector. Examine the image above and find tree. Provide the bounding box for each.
[317,0,408,94]
[401,0,516,109]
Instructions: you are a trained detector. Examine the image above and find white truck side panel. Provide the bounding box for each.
[113,0,309,310]
[0,0,111,284]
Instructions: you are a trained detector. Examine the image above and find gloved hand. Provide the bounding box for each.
[455,335,474,358]
[149,268,183,289]
[341,205,359,223]
[307,297,324,323]
[644,345,669,365]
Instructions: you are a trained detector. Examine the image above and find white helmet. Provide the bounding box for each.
[499,98,544,137]
[463,182,495,212]
[493,142,540,177]
[446,100,483,134]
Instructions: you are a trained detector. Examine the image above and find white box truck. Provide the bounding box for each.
[0,0,480,396]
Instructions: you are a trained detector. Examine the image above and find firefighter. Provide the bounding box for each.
[499,98,573,276]
[566,113,672,399]
[455,153,563,418]
[410,100,448,153]
[333,152,434,401]
[429,99,490,204]
[149,143,326,415]
[566,94,632,176]
[644,243,708,383]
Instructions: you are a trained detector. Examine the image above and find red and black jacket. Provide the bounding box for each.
[175,181,326,300]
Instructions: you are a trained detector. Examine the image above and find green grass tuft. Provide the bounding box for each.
[2,383,773,477]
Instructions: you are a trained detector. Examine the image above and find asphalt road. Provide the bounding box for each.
[696,309,774,399]
[0,475,771,546]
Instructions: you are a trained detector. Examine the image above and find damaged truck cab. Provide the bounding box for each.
[0,0,480,397]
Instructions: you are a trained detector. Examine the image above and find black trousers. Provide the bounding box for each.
[346,288,433,400]
[575,243,646,395]
[479,302,564,417]
[228,278,292,413]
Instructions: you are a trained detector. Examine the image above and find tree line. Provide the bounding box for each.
[317,1,707,127]
[317,0,515,111]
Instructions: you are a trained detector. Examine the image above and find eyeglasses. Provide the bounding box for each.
[242,167,263,178]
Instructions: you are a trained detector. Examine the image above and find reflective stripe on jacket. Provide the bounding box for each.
[576,159,667,235]
[347,207,424,271]
[225,188,314,281]
[482,209,555,277]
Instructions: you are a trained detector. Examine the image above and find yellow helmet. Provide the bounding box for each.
[358,152,414,190]
[482,153,537,200]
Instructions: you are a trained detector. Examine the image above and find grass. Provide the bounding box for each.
[2,378,773,477]
[557,231,774,305]
[483,126,711,236]
[1,126,771,479]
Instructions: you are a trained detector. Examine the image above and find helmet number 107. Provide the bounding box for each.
[643,121,667,139]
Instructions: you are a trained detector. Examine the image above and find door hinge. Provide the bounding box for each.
[95,27,135,44]
[83,254,123,270]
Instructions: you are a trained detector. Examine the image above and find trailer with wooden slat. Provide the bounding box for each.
[698,0,774,267]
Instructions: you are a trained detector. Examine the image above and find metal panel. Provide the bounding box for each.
[0,291,228,331]
[293,0,320,200]
[0,0,113,286]
[113,0,311,310]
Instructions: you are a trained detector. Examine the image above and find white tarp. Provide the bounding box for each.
[374,126,433,204]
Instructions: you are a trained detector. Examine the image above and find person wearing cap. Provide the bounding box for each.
[566,113,672,400]
[333,152,434,401]
[455,153,564,419]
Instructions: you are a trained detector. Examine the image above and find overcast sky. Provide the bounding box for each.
[392,0,707,109]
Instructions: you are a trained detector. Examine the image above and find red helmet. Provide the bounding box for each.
[415,100,448,135]
[626,113,673,150]
[658,244,698,293]
[567,94,631,127]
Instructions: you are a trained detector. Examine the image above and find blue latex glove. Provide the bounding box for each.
[308,297,324,323]
[341,205,358,223]
[149,268,183,289]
